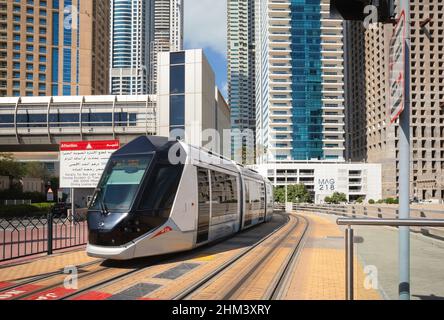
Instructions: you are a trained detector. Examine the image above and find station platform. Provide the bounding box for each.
[0,211,443,300]
[281,212,379,300]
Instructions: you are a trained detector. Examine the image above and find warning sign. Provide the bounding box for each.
[60,140,120,188]
[388,10,407,124]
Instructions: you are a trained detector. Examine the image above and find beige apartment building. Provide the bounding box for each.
[0,0,109,97]
[345,1,444,201]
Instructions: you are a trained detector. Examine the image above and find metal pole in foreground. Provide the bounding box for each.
[345,226,354,300]
[398,0,411,300]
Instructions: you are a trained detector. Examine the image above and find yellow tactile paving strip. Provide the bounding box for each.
[282,212,381,300]
[0,250,97,283]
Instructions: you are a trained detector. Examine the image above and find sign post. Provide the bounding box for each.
[389,2,411,300]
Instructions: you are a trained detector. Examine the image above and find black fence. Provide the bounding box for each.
[0,212,88,262]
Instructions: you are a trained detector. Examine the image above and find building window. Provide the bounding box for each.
[63,84,70,95]
[52,48,58,82]
[170,95,185,132]
[170,51,185,65]
[170,65,185,94]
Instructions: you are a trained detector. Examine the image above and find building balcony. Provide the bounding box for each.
[270,104,292,110]
[321,33,343,39]
[269,1,290,9]
[323,112,344,118]
[322,121,344,127]
[324,145,345,151]
[270,121,292,126]
[271,129,293,134]
[270,136,292,142]
[323,137,344,143]
[321,80,343,86]
[322,89,345,95]
[322,73,343,79]
[322,97,345,103]
[270,96,292,102]
[269,25,291,32]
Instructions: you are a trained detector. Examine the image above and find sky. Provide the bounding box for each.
[184,0,228,99]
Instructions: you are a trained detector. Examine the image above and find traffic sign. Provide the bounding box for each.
[388,10,406,124]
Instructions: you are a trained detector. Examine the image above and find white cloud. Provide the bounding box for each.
[184,0,227,56]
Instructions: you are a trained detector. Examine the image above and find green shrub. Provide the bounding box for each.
[368,199,375,204]
[0,190,46,203]
[0,203,54,219]
[384,197,399,205]
[325,192,347,204]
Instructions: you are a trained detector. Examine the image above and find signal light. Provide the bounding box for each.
[330,0,395,23]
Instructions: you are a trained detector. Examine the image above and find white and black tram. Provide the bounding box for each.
[86,136,274,260]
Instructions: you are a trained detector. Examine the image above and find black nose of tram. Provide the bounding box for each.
[87,136,185,247]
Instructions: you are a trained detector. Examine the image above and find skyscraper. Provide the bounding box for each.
[255,0,345,164]
[110,0,183,95]
[0,0,110,97]
[150,0,183,94]
[345,1,444,200]
[228,0,256,162]
[110,0,153,95]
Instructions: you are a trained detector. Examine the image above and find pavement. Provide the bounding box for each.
[283,212,380,300]
[297,211,444,300]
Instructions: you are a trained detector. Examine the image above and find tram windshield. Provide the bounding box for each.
[90,154,153,212]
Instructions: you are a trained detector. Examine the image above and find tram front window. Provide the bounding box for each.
[90,155,153,212]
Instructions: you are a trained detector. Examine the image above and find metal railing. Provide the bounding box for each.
[293,203,444,239]
[336,218,444,300]
[0,212,88,262]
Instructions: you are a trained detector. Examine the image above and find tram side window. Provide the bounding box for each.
[210,171,238,218]
[266,184,274,213]
[247,180,262,213]
[197,168,210,243]
[260,183,265,211]
[138,163,184,217]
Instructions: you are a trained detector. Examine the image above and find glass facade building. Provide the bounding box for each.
[110,0,152,95]
[110,0,183,95]
[255,0,345,164]
[0,0,110,97]
[289,1,323,160]
[228,0,256,163]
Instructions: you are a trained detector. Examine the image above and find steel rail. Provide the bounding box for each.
[171,213,296,300]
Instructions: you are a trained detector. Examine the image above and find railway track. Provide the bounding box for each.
[1,212,302,300]
[172,214,309,300]
[64,213,290,300]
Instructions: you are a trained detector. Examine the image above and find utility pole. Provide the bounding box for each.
[398,0,411,300]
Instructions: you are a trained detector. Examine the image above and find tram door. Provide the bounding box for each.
[196,167,210,244]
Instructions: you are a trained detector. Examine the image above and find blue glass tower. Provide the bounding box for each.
[255,0,345,164]
[290,0,323,160]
